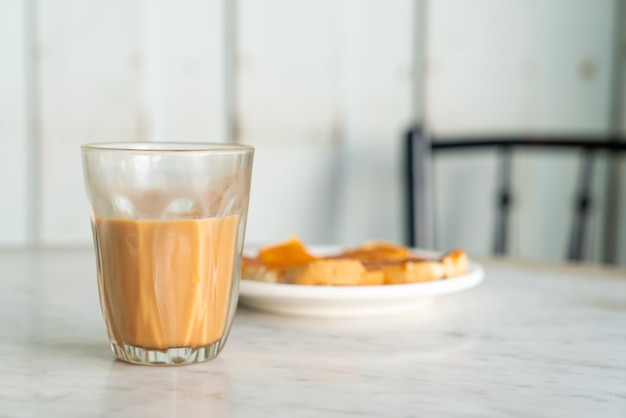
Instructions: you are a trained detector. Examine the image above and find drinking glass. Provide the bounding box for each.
[81,142,254,365]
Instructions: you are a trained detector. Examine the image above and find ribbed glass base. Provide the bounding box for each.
[111,341,223,366]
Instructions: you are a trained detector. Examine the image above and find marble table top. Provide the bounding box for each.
[0,248,624,417]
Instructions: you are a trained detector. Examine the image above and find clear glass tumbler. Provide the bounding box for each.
[81,142,254,365]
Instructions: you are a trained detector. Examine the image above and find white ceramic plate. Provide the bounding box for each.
[238,246,485,318]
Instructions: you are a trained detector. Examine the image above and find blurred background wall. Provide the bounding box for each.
[1,0,625,265]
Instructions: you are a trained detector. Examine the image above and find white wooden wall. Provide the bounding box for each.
[238,0,414,246]
[0,0,30,246]
[1,0,624,265]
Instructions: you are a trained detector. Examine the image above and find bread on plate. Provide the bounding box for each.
[242,238,469,286]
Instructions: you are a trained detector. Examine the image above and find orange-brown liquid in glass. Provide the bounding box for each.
[93,215,239,350]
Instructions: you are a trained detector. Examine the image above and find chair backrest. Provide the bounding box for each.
[405,126,626,263]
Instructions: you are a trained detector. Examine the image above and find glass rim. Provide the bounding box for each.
[81,141,254,154]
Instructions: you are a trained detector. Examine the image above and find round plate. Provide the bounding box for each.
[238,246,485,318]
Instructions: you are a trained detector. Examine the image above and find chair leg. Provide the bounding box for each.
[494,146,513,256]
[568,150,595,261]
[406,127,434,249]
[601,151,620,264]
[405,129,416,247]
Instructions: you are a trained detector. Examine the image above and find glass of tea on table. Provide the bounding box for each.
[81,142,254,365]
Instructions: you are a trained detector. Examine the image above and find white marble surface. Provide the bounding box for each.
[0,248,625,417]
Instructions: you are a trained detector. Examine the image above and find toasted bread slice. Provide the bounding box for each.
[380,259,446,284]
[241,256,279,283]
[359,270,385,286]
[282,259,366,285]
[257,238,317,270]
[440,249,469,278]
[337,241,411,263]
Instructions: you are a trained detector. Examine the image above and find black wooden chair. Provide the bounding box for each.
[405,125,626,263]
